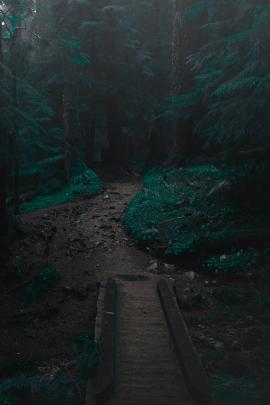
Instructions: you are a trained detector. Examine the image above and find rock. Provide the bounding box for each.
[100,224,113,230]
[184,271,198,281]
[176,286,207,310]
[147,261,159,273]
[192,293,207,309]
[231,340,240,351]
[65,286,88,300]
[205,280,217,287]
[111,216,120,222]
[163,263,176,273]
[213,341,224,350]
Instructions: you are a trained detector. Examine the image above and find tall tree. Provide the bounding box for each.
[171,0,208,161]
[0,17,8,260]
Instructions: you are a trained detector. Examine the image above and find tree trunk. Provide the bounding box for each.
[83,113,96,166]
[102,1,124,166]
[105,95,123,165]
[12,74,20,215]
[63,65,77,181]
[0,22,9,260]
[171,0,207,162]
[0,160,8,261]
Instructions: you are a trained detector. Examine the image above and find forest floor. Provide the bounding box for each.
[0,171,150,388]
[1,169,270,404]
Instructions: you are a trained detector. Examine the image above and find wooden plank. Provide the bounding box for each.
[95,278,118,403]
[158,278,216,405]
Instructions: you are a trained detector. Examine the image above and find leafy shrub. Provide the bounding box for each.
[210,374,258,405]
[0,338,100,405]
[124,165,232,255]
[0,373,77,405]
[207,249,260,275]
[74,337,101,380]
[214,287,243,307]
[70,170,104,198]
[21,169,104,213]
[124,166,270,274]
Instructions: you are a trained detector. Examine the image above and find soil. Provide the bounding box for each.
[0,171,149,378]
[1,170,270,403]
[174,270,270,403]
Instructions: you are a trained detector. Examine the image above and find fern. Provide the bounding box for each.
[170,0,270,158]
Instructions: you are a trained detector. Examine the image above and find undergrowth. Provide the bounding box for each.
[210,374,258,405]
[21,169,104,213]
[21,267,60,307]
[0,337,101,405]
[123,165,270,275]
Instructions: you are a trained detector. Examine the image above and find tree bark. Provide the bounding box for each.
[171,0,208,162]
[103,1,124,166]
[0,160,8,261]
[0,22,9,260]
[10,25,21,215]
[12,74,20,215]
[63,64,77,181]
[105,94,123,165]
[82,112,96,166]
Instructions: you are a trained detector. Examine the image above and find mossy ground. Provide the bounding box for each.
[124,165,270,276]
[21,169,104,213]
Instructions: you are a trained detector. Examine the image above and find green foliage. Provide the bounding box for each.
[215,287,243,307]
[74,337,101,380]
[124,165,228,254]
[21,267,60,306]
[168,0,270,162]
[21,169,104,213]
[0,372,77,405]
[1,0,173,224]
[183,0,208,22]
[124,166,270,271]
[71,170,104,198]
[0,338,100,405]
[207,249,261,275]
[210,374,258,405]
[37,267,60,288]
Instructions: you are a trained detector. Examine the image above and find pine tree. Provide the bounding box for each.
[171,0,208,162]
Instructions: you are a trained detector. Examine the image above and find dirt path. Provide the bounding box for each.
[77,178,151,284]
[2,174,269,404]
[0,176,151,368]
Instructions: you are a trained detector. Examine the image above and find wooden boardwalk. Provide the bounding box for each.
[87,276,215,405]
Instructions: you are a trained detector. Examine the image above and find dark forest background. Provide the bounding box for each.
[1,2,270,404]
[1,0,270,251]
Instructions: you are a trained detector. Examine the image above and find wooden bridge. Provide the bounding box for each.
[86,276,215,405]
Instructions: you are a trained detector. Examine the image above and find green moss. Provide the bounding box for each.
[123,165,270,272]
[210,374,258,405]
[21,169,104,213]
[124,165,229,252]
[207,249,262,275]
